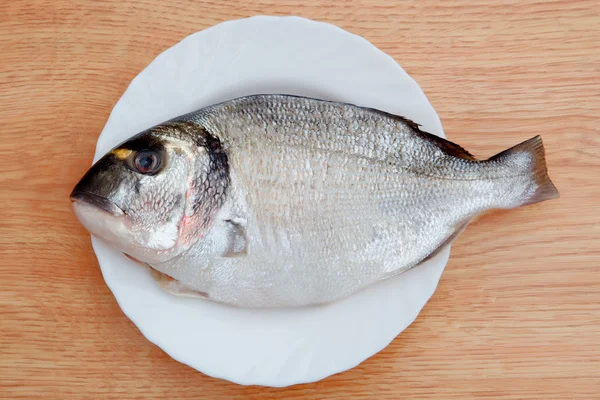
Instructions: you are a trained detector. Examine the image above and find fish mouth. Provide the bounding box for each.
[70,190,124,217]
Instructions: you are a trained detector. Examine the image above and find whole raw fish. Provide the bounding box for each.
[71,95,559,307]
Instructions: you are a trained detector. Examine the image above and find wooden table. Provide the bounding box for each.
[2,1,598,398]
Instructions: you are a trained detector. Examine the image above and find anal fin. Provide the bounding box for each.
[420,218,474,264]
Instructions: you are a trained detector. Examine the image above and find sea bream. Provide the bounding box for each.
[71,94,559,307]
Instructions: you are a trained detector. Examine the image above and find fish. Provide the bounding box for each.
[70,94,559,308]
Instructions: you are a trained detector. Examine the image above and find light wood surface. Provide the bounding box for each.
[1,1,599,398]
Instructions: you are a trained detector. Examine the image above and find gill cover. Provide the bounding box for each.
[71,121,230,264]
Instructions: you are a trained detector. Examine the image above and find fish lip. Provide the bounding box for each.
[70,190,124,217]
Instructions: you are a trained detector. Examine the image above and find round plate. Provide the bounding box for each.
[90,15,450,387]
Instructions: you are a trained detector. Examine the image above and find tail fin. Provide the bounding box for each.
[489,135,559,207]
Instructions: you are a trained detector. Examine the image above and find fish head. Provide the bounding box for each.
[70,122,229,264]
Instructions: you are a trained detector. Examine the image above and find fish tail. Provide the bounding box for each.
[488,135,559,207]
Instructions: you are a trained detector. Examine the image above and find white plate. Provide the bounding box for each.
[90,15,450,387]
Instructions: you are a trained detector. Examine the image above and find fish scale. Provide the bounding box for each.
[71,94,559,307]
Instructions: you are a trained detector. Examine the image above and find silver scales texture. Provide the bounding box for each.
[156,95,538,307]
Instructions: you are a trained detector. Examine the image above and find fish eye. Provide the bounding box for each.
[133,150,161,174]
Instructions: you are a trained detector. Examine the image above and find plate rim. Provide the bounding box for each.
[90,15,450,387]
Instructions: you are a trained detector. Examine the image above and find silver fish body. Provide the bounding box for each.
[71,94,559,307]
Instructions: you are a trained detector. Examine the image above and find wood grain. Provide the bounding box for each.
[1,1,599,398]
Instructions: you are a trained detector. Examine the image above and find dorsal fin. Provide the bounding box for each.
[419,131,477,161]
[365,107,477,161]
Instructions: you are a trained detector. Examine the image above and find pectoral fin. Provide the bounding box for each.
[222,219,248,257]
